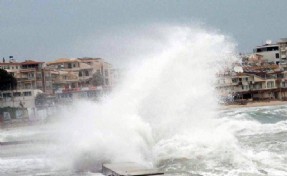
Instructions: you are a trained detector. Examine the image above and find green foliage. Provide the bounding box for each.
[0,69,17,90]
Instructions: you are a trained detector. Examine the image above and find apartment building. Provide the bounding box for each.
[78,57,114,87]
[253,38,287,64]
[47,58,114,92]
[217,63,287,102]
[46,58,112,102]
[47,58,93,90]
[253,42,280,64]
[0,60,53,94]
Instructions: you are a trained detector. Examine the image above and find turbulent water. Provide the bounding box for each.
[1,26,287,176]
[1,106,287,175]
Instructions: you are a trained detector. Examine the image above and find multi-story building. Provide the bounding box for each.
[78,57,114,87]
[253,42,280,64]
[219,38,287,103]
[0,60,53,94]
[47,58,93,90]
[217,63,287,102]
[253,38,287,64]
[47,58,114,92]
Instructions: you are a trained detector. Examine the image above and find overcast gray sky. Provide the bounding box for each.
[1,0,287,65]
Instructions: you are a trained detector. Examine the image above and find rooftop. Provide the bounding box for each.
[21,60,44,65]
[0,60,43,66]
[47,58,79,65]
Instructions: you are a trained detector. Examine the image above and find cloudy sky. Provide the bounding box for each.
[1,0,287,65]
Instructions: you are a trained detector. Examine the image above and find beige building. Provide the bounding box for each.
[217,63,287,102]
[47,58,93,90]
[78,57,114,87]
[0,60,53,94]
[47,57,114,92]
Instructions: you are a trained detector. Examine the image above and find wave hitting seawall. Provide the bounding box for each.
[52,26,238,174]
[3,26,286,176]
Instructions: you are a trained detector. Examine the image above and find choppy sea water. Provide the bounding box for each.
[156,105,287,176]
[1,105,286,176]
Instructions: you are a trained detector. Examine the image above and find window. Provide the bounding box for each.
[232,78,237,83]
[68,63,72,68]
[85,70,89,76]
[105,70,109,77]
[242,85,249,90]
[79,72,82,77]
[218,79,225,84]
[267,81,274,88]
[28,73,34,78]
[267,46,279,51]
[3,93,12,98]
[23,91,32,96]
[276,53,279,58]
[37,73,42,78]
[73,63,76,67]
[13,92,21,97]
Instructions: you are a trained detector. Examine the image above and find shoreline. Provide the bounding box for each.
[221,100,287,110]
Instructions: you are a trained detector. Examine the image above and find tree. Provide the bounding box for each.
[90,72,104,86]
[0,69,17,90]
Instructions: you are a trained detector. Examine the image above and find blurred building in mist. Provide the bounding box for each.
[46,57,114,90]
[45,57,117,103]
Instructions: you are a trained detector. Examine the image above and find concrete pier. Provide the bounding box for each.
[102,162,164,176]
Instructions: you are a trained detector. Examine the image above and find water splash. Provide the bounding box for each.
[52,25,239,173]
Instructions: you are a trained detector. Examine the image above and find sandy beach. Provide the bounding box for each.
[221,101,287,110]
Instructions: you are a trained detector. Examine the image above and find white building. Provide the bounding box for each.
[253,42,280,64]
[0,89,43,108]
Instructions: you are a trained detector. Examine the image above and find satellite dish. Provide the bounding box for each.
[234,66,243,73]
[266,40,272,45]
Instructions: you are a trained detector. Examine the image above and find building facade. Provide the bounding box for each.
[47,57,114,92]
[0,60,53,94]
[253,43,280,64]
[217,63,287,102]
